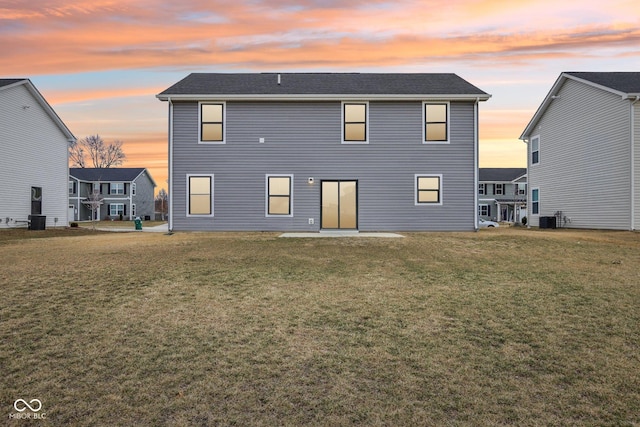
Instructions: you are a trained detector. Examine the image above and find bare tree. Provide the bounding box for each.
[155,189,168,220]
[69,134,126,168]
[82,188,104,230]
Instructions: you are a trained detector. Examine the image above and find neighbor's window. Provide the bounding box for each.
[532,188,539,215]
[69,181,76,195]
[31,186,42,215]
[109,203,125,216]
[479,204,490,217]
[494,184,505,195]
[267,175,292,216]
[415,175,442,205]
[424,103,448,143]
[110,183,124,195]
[343,102,368,143]
[531,136,540,165]
[188,175,213,216]
[200,103,225,143]
[517,183,526,195]
[478,183,486,195]
[132,183,136,196]
[131,204,136,217]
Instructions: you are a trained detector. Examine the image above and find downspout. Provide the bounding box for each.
[168,97,174,232]
[474,97,479,231]
[631,96,639,230]
[522,137,531,228]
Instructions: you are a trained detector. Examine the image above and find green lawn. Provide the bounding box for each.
[1,228,639,426]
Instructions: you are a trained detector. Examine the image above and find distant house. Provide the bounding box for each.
[478,168,527,223]
[520,72,640,230]
[157,73,490,232]
[0,79,75,229]
[69,168,156,221]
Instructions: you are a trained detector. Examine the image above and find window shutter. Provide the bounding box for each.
[124,205,127,216]
[107,204,110,215]
[107,184,110,194]
[124,184,127,195]
[488,206,491,216]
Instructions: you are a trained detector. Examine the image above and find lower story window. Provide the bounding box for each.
[532,188,539,215]
[479,204,490,217]
[267,175,293,216]
[188,175,214,216]
[110,203,124,216]
[415,174,442,205]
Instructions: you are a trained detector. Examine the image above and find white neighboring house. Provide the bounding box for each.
[0,79,76,229]
[520,72,640,230]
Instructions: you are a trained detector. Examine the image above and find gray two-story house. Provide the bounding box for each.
[478,168,527,223]
[69,168,156,221]
[157,73,490,232]
[520,72,640,230]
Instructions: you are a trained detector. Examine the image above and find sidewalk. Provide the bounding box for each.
[81,223,169,233]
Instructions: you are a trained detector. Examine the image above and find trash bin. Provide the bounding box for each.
[134,217,142,230]
[28,215,46,230]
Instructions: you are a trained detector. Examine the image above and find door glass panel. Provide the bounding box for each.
[339,182,357,229]
[322,182,339,229]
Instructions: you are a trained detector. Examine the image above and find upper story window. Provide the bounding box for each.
[494,184,505,195]
[415,174,442,205]
[342,102,368,143]
[132,183,136,196]
[110,183,124,195]
[200,102,225,144]
[424,102,449,143]
[69,181,76,195]
[516,183,526,195]
[531,135,540,165]
[266,175,293,217]
[188,175,214,216]
[478,183,486,195]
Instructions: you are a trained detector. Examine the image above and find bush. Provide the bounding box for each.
[70,222,79,228]
[521,216,527,226]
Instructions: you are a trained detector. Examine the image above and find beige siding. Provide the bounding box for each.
[0,84,70,228]
[527,79,632,230]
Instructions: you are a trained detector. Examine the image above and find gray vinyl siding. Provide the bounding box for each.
[527,79,632,230]
[171,100,477,231]
[0,84,70,228]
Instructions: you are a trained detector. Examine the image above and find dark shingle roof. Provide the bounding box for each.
[479,168,527,182]
[70,168,147,182]
[0,79,27,88]
[158,73,489,97]
[566,72,640,94]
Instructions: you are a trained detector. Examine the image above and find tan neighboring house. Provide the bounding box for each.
[0,79,75,229]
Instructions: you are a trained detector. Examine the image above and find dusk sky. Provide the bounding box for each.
[2,0,639,192]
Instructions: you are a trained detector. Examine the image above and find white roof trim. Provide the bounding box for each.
[1,79,76,142]
[520,72,637,140]
[157,93,491,102]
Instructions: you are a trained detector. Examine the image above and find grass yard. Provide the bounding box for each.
[1,228,639,426]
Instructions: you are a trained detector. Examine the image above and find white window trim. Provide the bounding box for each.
[109,203,125,216]
[341,101,369,144]
[186,174,214,217]
[415,174,443,206]
[423,101,450,144]
[479,204,490,216]
[531,187,540,216]
[132,183,136,196]
[265,174,294,217]
[478,183,486,195]
[131,204,136,217]
[531,135,540,165]
[110,182,125,195]
[198,101,226,144]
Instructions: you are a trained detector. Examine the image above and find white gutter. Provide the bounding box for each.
[156,93,492,102]
[632,96,639,230]
[474,97,480,231]
[168,97,174,232]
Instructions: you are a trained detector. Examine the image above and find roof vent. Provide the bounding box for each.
[277,74,281,85]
